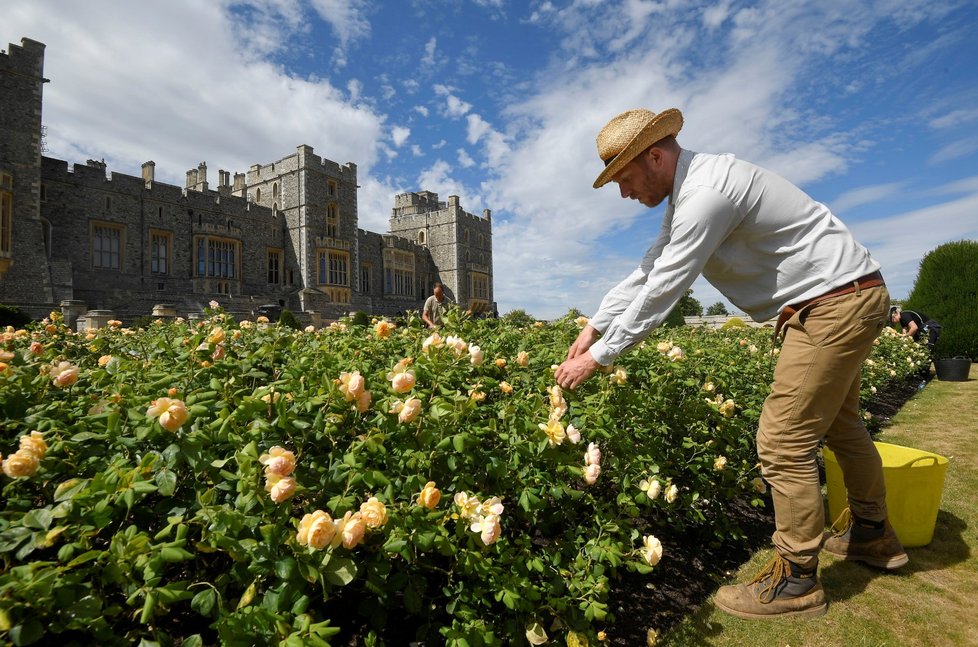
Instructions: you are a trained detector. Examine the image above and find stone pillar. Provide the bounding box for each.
[152,303,177,318]
[79,309,116,330]
[60,300,88,330]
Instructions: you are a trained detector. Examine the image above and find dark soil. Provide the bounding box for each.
[604,497,775,645]
[602,373,926,644]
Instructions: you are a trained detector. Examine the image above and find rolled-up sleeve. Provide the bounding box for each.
[589,187,742,365]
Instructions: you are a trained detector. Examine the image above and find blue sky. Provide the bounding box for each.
[5,0,978,319]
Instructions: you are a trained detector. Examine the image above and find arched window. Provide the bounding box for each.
[255,188,261,203]
[417,230,426,245]
[479,234,485,248]
[463,230,470,244]
[273,203,278,218]
[273,182,279,200]
[327,203,339,238]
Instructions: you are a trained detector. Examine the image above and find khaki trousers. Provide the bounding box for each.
[758,284,890,569]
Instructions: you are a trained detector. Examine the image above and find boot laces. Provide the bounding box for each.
[748,555,791,603]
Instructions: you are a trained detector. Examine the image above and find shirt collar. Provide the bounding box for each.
[669,148,695,206]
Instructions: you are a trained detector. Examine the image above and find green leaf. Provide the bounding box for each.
[324,556,357,586]
[156,469,177,496]
[54,478,90,502]
[9,618,44,646]
[21,508,53,531]
[191,588,217,617]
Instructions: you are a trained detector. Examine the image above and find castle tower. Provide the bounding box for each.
[388,191,493,313]
[0,38,54,302]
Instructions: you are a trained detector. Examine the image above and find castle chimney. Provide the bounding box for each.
[142,161,155,185]
[232,172,247,198]
[197,162,208,191]
[483,208,491,221]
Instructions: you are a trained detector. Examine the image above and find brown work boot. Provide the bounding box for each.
[714,555,827,620]
[822,508,909,569]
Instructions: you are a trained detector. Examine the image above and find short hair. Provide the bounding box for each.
[433,282,443,289]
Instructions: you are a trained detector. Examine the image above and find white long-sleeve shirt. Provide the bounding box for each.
[587,148,880,366]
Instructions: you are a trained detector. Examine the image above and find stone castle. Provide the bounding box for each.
[0,37,494,324]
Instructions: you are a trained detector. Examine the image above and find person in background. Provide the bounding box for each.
[890,306,941,353]
[555,107,907,620]
[422,282,449,329]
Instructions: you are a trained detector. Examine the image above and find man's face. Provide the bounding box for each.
[434,285,443,298]
[890,312,900,324]
[612,149,672,208]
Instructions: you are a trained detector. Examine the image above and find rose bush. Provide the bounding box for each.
[0,309,929,645]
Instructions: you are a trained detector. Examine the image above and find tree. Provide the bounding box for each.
[706,302,729,316]
[904,240,978,359]
[677,289,703,316]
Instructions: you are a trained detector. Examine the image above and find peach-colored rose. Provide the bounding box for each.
[417,481,441,509]
[337,511,367,549]
[566,423,581,444]
[0,350,13,362]
[359,497,388,528]
[422,332,444,352]
[583,463,601,485]
[390,371,416,394]
[19,431,47,459]
[469,345,484,366]
[515,351,529,367]
[107,319,122,328]
[50,361,79,388]
[304,325,316,333]
[585,442,601,466]
[575,315,590,328]
[98,355,112,367]
[397,397,422,424]
[338,370,366,401]
[211,344,226,361]
[499,381,513,394]
[719,399,736,418]
[297,509,336,549]
[2,450,40,478]
[355,389,372,413]
[468,389,485,402]
[667,346,685,362]
[480,496,504,517]
[208,300,220,310]
[256,316,269,324]
[266,474,297,504]
[259,446,296,477]
[494,358,506,368]
[445,335,468,356]
[146,397,190,432]
[470,514,502,546]
[29,341,43,355]
[656,341,673,353]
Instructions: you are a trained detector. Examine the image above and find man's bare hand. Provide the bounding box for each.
[567,325,600,361]
[555,352,600,390]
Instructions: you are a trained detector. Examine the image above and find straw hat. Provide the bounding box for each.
[593,108,684,188]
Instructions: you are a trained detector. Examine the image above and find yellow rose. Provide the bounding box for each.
[515,351,529,367]
[498,381,513,394]
[374,320,395,338]
[98,355,113,367]
[297,510,336,549]
[417,481,441,509]
[494,358,506,368]
[207,327,225,344]
[713,456,728,472]
[538,419,566,446]
[19,431,47,459]
[641,534,663,566]
[359,497,388,528]
[2,449,40,478]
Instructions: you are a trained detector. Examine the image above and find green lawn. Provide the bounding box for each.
[661,364,978,647]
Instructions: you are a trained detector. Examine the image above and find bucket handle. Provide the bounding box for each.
[900,455,940,469]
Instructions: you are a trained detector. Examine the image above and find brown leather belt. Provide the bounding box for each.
[774,271,885,340]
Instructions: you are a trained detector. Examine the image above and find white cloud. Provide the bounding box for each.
[457,148,475,168]
[308,0,371,45]
[830,182,905,215]
[6,1,385,189]
[702,0,732,29]
[466,114,492,145]
[421,37,437,67]
[445,95,472,118]
[929,137,978,165]
[411,145,424,157]
[930,108,978,129]
[391,126,411,147]
[413,105,429,117]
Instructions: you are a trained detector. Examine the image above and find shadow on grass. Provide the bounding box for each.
[819,509,970,603]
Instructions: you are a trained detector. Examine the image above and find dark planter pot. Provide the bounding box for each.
[934,357,972,381]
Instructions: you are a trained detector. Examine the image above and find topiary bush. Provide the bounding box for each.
[278,309,302,331]
[904,240,978,360]
[720,316,748,330]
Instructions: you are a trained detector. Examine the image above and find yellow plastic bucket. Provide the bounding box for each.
[823,442,948,548]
